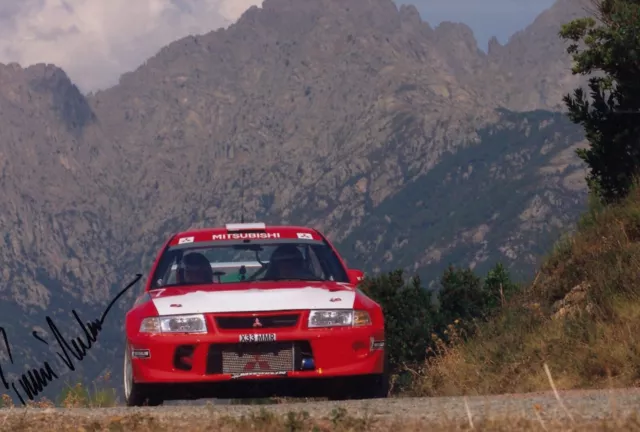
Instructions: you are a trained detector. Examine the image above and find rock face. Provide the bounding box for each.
[0,0,591,402]
[551,281,596,320]
[485,0,594,111]
[338,109,588,286]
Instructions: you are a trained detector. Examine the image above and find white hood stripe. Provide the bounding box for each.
[152,287,356,315]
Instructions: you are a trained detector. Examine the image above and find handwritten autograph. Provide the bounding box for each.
[0,274,142,405]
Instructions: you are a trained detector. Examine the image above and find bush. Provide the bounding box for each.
[361,263,520,377]
[359,269,438,372]
[436,263,520,331]
[437,265,486,326]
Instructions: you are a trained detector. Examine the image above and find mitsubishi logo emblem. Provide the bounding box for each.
[253,318,263,328]
[243,354,270,371]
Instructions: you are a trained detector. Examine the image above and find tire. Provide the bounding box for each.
[328,352,390,400]
[327,373,389,400]
[123,342,164,407]
[358,372,390,399]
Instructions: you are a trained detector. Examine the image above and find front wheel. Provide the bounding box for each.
[328,350,390,400]
[123,342,164,407]
[327,373,389,400]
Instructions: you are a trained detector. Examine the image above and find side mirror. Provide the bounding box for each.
[347,268,365,285]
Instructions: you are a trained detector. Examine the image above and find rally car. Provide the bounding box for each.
[123,222,388,406]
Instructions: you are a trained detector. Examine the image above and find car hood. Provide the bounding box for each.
[148,281,358,315]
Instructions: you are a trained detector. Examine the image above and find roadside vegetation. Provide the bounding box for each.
[406,185,640,396]
[0,371,118,409]
[359,262,521,393]
[362,0,640,397]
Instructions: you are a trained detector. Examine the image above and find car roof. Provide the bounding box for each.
[168,222,325,247]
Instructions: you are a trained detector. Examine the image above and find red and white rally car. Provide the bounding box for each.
[123,222,388,405]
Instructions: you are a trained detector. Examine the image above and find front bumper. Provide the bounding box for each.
[128,315,385,384]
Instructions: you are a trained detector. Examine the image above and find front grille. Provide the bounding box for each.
[206,341,313,375]
[215,314,300,330]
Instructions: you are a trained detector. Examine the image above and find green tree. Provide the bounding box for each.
[360,269,437,370]
[437,265,488,324]
[559,0,640,203]
[483,262,519,310]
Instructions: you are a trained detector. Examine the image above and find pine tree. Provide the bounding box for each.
[559,0,640,203]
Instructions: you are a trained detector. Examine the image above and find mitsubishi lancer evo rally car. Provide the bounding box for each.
[123,222,388,406]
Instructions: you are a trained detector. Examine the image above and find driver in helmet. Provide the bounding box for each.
[179,252,213,284]
[265,244,310,280]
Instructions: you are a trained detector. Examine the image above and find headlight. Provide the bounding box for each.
[140,314,208,334]
[308,310,371,328]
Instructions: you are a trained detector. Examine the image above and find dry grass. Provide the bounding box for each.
[0,405,639,431]
[411,187,640,397]
[55,370,119,408]
[0,370,118,409]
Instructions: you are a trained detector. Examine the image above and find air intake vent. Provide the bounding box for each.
[215,314,299,330]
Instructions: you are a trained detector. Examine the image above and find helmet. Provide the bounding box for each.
[270,244,304,264]
[264,244,305,279]
[177,252,213,284]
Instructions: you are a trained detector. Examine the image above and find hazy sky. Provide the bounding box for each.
[399,0,557,48]
[0,0,558,94]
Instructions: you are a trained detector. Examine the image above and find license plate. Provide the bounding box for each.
[239,333,276,343]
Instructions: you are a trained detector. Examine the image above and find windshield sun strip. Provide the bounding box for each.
[166,238,324,250]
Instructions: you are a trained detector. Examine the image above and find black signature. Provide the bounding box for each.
[0,274,142,405]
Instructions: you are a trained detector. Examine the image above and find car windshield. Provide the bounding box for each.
[150,238,350,289]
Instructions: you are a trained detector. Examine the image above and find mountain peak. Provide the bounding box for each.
[0,0,593,404]
[230,0,403,35]
[487,36,503,55]
[398,4,424,27]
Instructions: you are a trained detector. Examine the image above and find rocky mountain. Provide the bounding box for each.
[485,0,594,111]
[0,0,592,403]
[338,108,588,286]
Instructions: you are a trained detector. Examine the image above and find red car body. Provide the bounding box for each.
[123,222,388,405]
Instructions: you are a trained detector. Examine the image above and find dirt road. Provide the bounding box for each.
[1,388,640,431]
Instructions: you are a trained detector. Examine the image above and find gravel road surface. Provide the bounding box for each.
[1,388,639,429]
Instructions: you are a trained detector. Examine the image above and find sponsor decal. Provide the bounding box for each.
[131,349,151,359]
[178,236,194,244]
[230,371,287,379]
[296,233,313,239]
[212,232,281,240]
[371,340,385,350]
